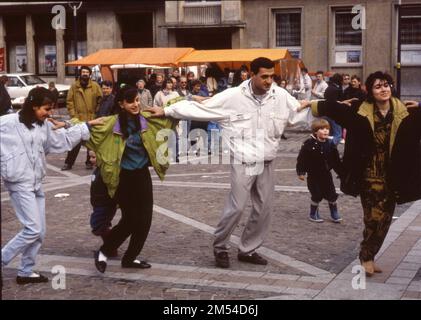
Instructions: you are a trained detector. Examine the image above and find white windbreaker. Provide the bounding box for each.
[164,79,304,163]
[0,113,90,191]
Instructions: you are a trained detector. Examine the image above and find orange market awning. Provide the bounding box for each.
[65,47,195,67]
[179,48,294,69]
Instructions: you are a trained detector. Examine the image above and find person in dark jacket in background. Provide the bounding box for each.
[343,75,366,103]
[310,71,421,276]
[0,75,12,116]
[323,73,344,145]
[297,119,344,223]
[96,80,115,117]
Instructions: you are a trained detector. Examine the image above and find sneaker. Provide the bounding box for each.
[237,252,268,265]
[16,272,48,285]
[214,251,230,268]
[61,164,72,171]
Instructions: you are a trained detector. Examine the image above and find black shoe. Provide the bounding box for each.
[238,252,268,265]
[214,251,230,268]
[281,134,288,140]
[16,272,49,285]
[61,164,72,171]
[121,259,151,269]
[85,163,93,170]
[94,250,107,273]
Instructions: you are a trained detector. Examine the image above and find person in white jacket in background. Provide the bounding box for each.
[147,57,311,269]
[1,87,103,285]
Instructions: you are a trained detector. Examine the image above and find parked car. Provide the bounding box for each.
[5,73,69,108]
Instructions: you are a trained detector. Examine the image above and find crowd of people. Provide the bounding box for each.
[1,59,420,285]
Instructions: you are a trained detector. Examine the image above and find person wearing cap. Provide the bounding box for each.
[61,66,102,171]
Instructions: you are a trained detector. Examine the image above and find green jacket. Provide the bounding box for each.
[86,112,177,198]
[67,79,102,121]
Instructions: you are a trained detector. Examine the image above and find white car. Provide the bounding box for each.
[5,73,69,108]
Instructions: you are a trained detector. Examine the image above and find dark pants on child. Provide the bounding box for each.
[90,206,117,236]
[100,167,153,263]
[307,174,338,203]
[64,142,90,166]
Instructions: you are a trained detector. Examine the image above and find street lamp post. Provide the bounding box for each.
[69,2,82,78]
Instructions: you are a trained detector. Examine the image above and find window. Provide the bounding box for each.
[401,6,421,65]
[333,8,363,66]
[4,15,26,72]
[33,14,56,75]
[184,0,221,5]
[274,10,302,58]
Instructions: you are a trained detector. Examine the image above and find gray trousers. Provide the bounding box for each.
[213,161,275,254]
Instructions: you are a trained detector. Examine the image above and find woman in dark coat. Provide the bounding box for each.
[310,71,421,276]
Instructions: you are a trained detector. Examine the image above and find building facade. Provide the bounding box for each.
[0,0,420,98]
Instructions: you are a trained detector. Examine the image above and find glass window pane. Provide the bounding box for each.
[335,11,362,46]
[275,12,301,47]
[401,16,421,45]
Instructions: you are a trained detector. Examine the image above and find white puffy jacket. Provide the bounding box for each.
[0,113,90,191]
[164,79,304,163]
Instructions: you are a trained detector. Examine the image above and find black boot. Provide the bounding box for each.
[329,202,342,223]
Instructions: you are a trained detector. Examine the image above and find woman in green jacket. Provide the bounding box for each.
[87,86,176,273]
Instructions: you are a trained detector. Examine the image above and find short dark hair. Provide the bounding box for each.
[250,57,275,74]
[80,66,92,74]
[365,71,395,103]
[301,68,308,73]
[329,73,343,86]
[101,80,113,88]
[351,75,361,82]
[316,71,324,76]
[191,79,202,87]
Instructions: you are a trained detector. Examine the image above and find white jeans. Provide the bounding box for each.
[2,189,46,276]
[213,161,275,254]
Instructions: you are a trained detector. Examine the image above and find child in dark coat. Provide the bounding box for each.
[88,150,118,256]
[297,119,344,223]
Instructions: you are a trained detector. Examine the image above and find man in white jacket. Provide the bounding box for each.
[148,57,310,268]
[1,87,102,284]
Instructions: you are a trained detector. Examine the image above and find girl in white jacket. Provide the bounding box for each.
[1,87,102,284]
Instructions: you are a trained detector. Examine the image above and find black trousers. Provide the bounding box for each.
[64,142,90,166]
[307,173,338,203]
[101,167,153,262]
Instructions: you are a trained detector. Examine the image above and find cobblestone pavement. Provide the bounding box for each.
[1,130,420,301]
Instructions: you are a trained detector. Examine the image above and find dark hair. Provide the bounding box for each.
[351,75,361,82]
[161,78,173,90]
[101,80,113,88]
[365,71,395,103]
[19,87,53,129]
[114,86,140,139]
[191,79,202,87]
[301,68,308,73]
[80,66,92,75]
[329,73,343,86]
[250,57,275,74]
[316,71,324,76]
